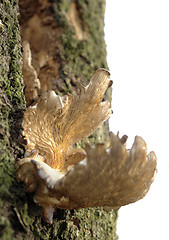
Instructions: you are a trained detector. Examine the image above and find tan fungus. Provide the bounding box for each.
[16,69,157,224]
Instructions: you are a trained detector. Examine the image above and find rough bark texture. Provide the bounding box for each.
[0,0,118,239]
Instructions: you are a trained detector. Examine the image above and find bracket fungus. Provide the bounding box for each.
[16,69,157,224]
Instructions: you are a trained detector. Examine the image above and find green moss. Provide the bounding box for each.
[0,215,14,240]
[31,208,118,240]
[53,0,108,89]
[0,0,27,238]
[0,0,25,190]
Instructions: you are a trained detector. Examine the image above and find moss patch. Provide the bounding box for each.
[0,0,26,238]
[54,0,108,88]
[31,208,118,240]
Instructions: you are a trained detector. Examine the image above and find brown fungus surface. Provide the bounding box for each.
[16,69,157,224]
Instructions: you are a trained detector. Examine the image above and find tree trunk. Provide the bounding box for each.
[0,0,118,239]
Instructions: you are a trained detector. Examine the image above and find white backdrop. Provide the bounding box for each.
[105,1,169,239]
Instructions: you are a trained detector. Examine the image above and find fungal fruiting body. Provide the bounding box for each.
[16,69,157,224]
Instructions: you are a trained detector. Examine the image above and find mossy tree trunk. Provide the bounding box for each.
[0,0,118,239]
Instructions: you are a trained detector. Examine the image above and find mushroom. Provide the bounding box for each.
[16,69,157,224]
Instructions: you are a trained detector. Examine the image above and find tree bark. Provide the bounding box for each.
[0,0,118,239]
